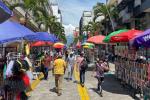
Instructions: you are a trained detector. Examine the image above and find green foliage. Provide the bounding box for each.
[9,0,67,43]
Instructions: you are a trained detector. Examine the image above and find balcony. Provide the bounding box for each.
[117,0,133,12]
[141,0,150,12]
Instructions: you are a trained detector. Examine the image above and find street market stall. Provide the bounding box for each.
[105,29,150,98]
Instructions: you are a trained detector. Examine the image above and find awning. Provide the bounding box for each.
[111,29,143,43]
[0,20,35,44]
[31,41,53,47]
[87,35,105,44]
[103,29,128,43]
[0,1,13,23]
[131,29,150,48]
[25,32,58,43]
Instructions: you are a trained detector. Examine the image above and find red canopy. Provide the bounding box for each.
[87,35,106,44]
[31,41,53,47]
[110,29,143,42]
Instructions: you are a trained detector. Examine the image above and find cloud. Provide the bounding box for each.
[58,0,106,26]
[63,24,75,36]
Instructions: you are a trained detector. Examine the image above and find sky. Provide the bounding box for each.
[58,0,106,27]
[56,0,106,45]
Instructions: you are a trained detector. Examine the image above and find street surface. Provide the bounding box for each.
[29,63,136,100]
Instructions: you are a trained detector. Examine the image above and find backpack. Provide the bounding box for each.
[80,59,88,70]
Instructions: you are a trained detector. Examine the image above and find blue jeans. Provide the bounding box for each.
[80,70,85,84]
[44,67,49,80]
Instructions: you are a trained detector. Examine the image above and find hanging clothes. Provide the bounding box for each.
[25,44,30,56]
[24,56,32,67]
[6,60,14,77]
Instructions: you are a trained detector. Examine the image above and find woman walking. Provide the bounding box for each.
[92,58,109,97]
[67,53,75,81]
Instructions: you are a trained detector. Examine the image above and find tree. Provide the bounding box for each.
[8,0,67,43]
[93,2,118,32]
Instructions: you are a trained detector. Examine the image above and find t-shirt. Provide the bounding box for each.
[53,58,66,75]
[68,56,75,66]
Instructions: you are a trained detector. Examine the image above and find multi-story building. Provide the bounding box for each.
[50,0,62,24]
[4,0,53,31]
[79,11,93,43]
[116,0,150,30]
[79,11,93,35]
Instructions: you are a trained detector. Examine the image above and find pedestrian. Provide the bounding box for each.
[43,53,51,80]
[77,53,88,87]
[67,53,75,81]
[92,58,109,96]
[53,55,66,96]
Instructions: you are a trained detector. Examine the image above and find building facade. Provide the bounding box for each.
[4,0,53,31]
[50,0,62,24]
[79,11,93,35]
[116,0,150,30]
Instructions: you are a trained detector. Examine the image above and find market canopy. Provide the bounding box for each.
[131,29,150,48]
[87,35,105,44]
[31,41,53,47]
[111,29,143,43]
[103,29,128,43]
[0,20,35,44]
[82,42,94,46]
[25,32,58,43]
[53,42,65,49]
[0,1,13,23]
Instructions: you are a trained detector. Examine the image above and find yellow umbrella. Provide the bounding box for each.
[82,42,94,46]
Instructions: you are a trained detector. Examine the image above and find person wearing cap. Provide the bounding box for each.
[53,55,66,96]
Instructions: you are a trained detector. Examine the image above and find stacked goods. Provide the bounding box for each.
[115,45,149,92]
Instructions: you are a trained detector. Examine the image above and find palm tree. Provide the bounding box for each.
[93,2,118,32]
[9,0,50,26]
[88,21,103,36]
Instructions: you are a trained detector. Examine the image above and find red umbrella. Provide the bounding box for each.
[87,35,106,44]
[110,29,143,43]
[31,41,53,47]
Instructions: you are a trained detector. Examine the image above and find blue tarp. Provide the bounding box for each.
[0,1,13,23]
[25,32,59,43]
[0,20,35,43]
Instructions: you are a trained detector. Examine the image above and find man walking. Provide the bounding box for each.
[53,55,66,96]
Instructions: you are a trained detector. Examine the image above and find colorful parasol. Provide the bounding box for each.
[111,29,143,43]
[103,29,128,43]
[82,42,94,46]
[31,41,53,47]
[131,29,150,48]
[87,35,106,44]
[53,42,65,49]
[83,45,93,49]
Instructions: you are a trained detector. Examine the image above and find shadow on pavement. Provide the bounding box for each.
[101,74,141,100]
[49,87,57,94]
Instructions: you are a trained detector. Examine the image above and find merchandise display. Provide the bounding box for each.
[115,44,150,95]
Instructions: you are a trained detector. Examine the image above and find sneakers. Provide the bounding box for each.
[57,93,62,96]
[80,83,84,87]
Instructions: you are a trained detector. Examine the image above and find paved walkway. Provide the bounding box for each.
[29,63,137,100]
[29,71,80,100]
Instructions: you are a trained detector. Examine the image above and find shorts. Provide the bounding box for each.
[96,76,104,82]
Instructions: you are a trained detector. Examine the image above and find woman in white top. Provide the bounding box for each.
[67,53,75,81]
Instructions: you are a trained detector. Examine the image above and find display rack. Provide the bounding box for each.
[114,44,149,97]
